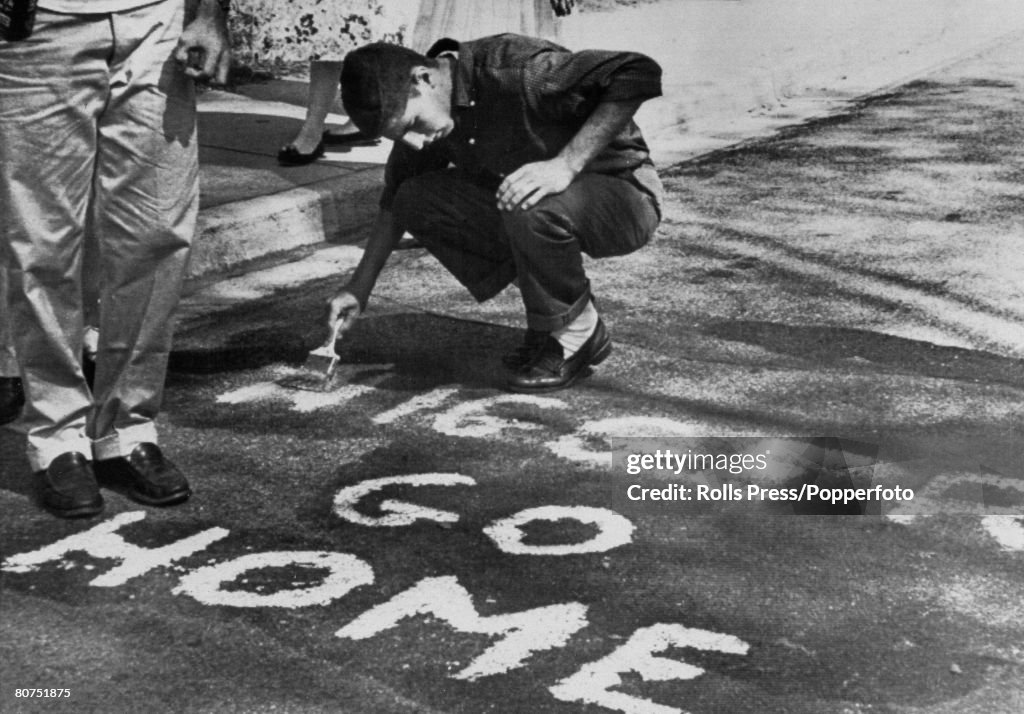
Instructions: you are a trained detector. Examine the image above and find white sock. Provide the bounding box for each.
[553,300,598,358]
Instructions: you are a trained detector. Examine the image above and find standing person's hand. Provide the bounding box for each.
[175,0,231,84]
[550,0,575,17]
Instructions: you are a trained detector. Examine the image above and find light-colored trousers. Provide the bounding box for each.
[0,2,198,471]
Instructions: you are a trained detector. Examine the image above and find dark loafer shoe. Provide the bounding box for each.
[36,452,104,518]
[96,443,191,506]
[277,140,325,166]
[506,319,612,393]
[501,329,550,371]
[0,376,25,426]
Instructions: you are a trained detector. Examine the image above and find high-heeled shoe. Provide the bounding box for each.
[277,140,325,166]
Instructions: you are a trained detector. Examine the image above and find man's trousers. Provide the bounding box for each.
[0,2,197,471]
[392,170,660,332]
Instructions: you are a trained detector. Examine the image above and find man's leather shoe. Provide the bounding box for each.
[0,376,24,425]
[95,443,191,506]
[506,319,612,393]
[501,329,549,371]
[36,452,104,518]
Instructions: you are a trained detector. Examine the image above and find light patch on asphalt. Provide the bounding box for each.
[483,506,635,556]
[335,575,589,680]
[1,511,229,587]
[333,473,477,527]
[432,395,566,438]
[980,515,1024,552]
[173,551,374,608]
[550,623,750,714]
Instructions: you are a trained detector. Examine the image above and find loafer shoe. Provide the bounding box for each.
[0,376,24,425]
[506,318,612,393]
[36,452,104,518]
[96,443,191,506]
[501,329,549,371]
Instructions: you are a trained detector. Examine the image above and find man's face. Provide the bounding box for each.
[381,68,453,151]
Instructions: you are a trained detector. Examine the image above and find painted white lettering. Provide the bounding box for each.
[550,624,750,714]
[333,473,477,527]
[372,387,460,425]
[484,506,634,556]
[433,395,565,438]
[336,576,588,680]
[0,511,229,588]
[173,551,373,608]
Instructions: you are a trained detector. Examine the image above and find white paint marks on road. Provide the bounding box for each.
[372,387,460,425]
[548,416,721,467]
[333,473,477,527]
[550,624,750,714]
[484,506,635,556]
[336,575,589,680]
[173,551,374,608]
[981,516,1024,552]
[433,395,566,438]
[215,367,385,413]
[0,511,229,588]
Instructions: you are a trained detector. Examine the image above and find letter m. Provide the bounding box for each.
[335,576,588,680]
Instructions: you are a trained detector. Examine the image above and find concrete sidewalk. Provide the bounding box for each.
[189,0,1024,281]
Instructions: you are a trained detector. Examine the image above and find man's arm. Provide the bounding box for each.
[495,97,645,211]
[323,209,405,338]
[175,0,231,84]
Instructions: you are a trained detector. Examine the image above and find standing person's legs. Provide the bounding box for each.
[279,60,372,165]
[87,0,196,504]
[0,12,109,481]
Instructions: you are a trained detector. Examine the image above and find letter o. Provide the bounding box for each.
[484,506,634,556]
[174,551,373,608]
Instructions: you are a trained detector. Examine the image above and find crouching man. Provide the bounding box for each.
[326,34,663,392]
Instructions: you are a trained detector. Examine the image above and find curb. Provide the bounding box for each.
[189,166,382,279]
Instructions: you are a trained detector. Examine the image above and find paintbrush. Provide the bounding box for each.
[301,317,344,384]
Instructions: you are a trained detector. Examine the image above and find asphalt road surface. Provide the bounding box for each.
[3,37,1024,714]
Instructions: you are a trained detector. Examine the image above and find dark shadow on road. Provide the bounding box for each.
[702,320,1024,386]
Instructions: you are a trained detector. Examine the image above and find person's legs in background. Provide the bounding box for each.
[278,59,374,165]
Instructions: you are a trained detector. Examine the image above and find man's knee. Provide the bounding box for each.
[501,202,573,248]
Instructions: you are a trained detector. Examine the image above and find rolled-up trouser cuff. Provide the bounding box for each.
[92,422,159,461]
[526,283,593,332]
[27,430,93,473]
